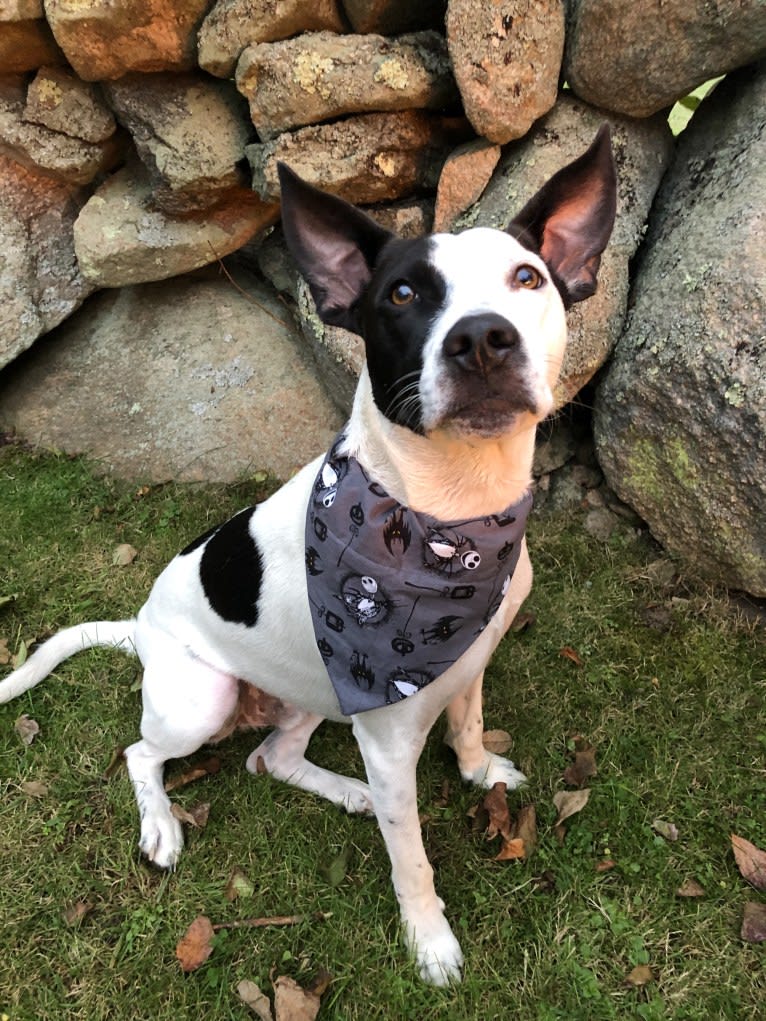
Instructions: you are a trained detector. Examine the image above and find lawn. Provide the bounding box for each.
[0,440,763,1020]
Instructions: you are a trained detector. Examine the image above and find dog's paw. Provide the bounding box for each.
[139,811,184,870]
[462,751,527,791]
[339,778,375,815]
[404,913,464,986]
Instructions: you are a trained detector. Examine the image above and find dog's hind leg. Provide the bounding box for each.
[125,637,240,869]
[444,670,527,790]
[245,712,373,815]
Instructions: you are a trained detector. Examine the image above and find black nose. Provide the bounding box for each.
[442,314,520,373]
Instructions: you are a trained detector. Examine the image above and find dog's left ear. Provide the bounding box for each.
[278,163,394,333]
[508,124,617,307]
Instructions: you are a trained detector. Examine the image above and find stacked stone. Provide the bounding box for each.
[0,0,763,591]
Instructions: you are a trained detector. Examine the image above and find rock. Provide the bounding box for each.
[341,0,446,34]
[247,110,470,204]
[103,73,253,214]
[43,0,210,81]
[433,139,500,232]
[584,507,619,541]
[364,197,433,237]
[296,278,364,415]
[73,162,278,287]
[565,0,766,118]
[0,266,344,482]
[0,74,122,184]
[533,420,576,476]
[24,65,116,143]
[0,152,93,369]
[0,12,62,72]
[236,30,457,141]
[446,0,564,144]
[198,0,346,79]
[594,65,766,595]
[462,94,673,407]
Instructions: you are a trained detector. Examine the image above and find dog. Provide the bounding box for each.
[0,128,616,985]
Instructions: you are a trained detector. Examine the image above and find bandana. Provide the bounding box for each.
[305,435,532,715]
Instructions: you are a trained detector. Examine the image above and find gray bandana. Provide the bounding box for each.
[305,435,533,715]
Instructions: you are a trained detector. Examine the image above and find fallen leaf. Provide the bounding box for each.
[563,742,598,786]
[306,969,332,998]
[652,819,679,842]
[482,729,512,755]
[625,964,654,987]
[102,746,125,780]
[0,593,18,610]
[14,714,39,745]
[237,979,273,1021]
[176,915,215,972]
[509,610,536,633]
[741,901,766,943]
[596,859,616,873]
[676,879,705,898]
[434,777,451,808]
[63,900,93,927]
[322,846,350,888]
[225,868,255,901]
[483,782,511,841]
[559,646,584,667]
[12,638,28,669]
[553,788,591,827]
[0,638,10,665]
[20,780,48,797]
[731,834,766,891]
[273,975,321,1021]
[164,755,221,792]
[495,837,526,861]
[112,543,138,567]
[170,801,210,829]
[514,804,538,858]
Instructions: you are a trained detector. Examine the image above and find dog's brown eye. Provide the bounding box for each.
[514,265,543,289]
[390,281,416,306]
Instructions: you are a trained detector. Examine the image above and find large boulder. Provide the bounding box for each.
[341,0,446,34]
[0,153,93,369]
[462,94,673,406]
[565,0,766,118]
[594,66,766,595]
[23,65,116,143]
[446,0,564,144]
[0,5,63,72]
[0,266,343,482]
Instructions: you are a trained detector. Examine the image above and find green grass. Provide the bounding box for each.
[0,442,763,1020]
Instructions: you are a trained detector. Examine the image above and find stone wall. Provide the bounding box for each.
[0,1,764,593]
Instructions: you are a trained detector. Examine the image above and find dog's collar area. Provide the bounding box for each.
[305,435,532,715]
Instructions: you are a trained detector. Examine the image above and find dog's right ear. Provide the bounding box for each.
[278,164,393,333]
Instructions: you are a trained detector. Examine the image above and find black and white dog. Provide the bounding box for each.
[0,129,616,985]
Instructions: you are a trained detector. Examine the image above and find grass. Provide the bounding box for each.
[0,441,763,1020]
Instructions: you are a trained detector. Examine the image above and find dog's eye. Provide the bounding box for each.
[514,265,543,289]
[390,281,416,306]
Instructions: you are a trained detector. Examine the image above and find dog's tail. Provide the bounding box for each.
[0,621,137,704]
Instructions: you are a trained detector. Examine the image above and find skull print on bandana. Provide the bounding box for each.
[305,434,533,715]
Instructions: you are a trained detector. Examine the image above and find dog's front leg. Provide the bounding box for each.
[352,712,463,986]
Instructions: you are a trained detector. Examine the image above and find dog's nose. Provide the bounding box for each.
[442,314,520,373]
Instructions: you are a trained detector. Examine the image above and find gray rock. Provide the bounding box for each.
[236,30,457,141]
[0,152,93,369]
[446,0,564,144]
[462,94,673,408]
[73,162,279,288]
[564,0,766,118]
[24,65,116,143]
[198,0,346,78]
[341,0,446,34]
[0,266,343,482]
[247,109,470,204]
[43,0,209,81]
[103,73,253,215]
[594,65,766,595]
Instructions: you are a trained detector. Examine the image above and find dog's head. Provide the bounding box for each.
[279,128,616,440]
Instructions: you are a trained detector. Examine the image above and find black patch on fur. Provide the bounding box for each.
[360,237,446,433]
[198,507,263,627]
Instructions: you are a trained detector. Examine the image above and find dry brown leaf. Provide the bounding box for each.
[482,782,511,841]
[63,900,93,927]
[226,868,255,901]
[553,788,590,827]
[237,979,274,1021]
[596,859,616,873]
[273,975,321,1021]
[676,878,705,898]
[625,964,654,987]
[306,969,332,998]
[741,901,766,943]
[112,543,138,567]
[102,745,125,780]
[0,638,10,665]
[731,834,766,891]
[14,714,39,745]
[482,729,512,755]
[20,779,49,797]
[652,819,679,842]
[563,743,598,786]
[509,610,536,633]
[559,646,584,667]
[176,915,215,972]
[164,755,221,792]
[495,837,526,861]
[170,801,210,829]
